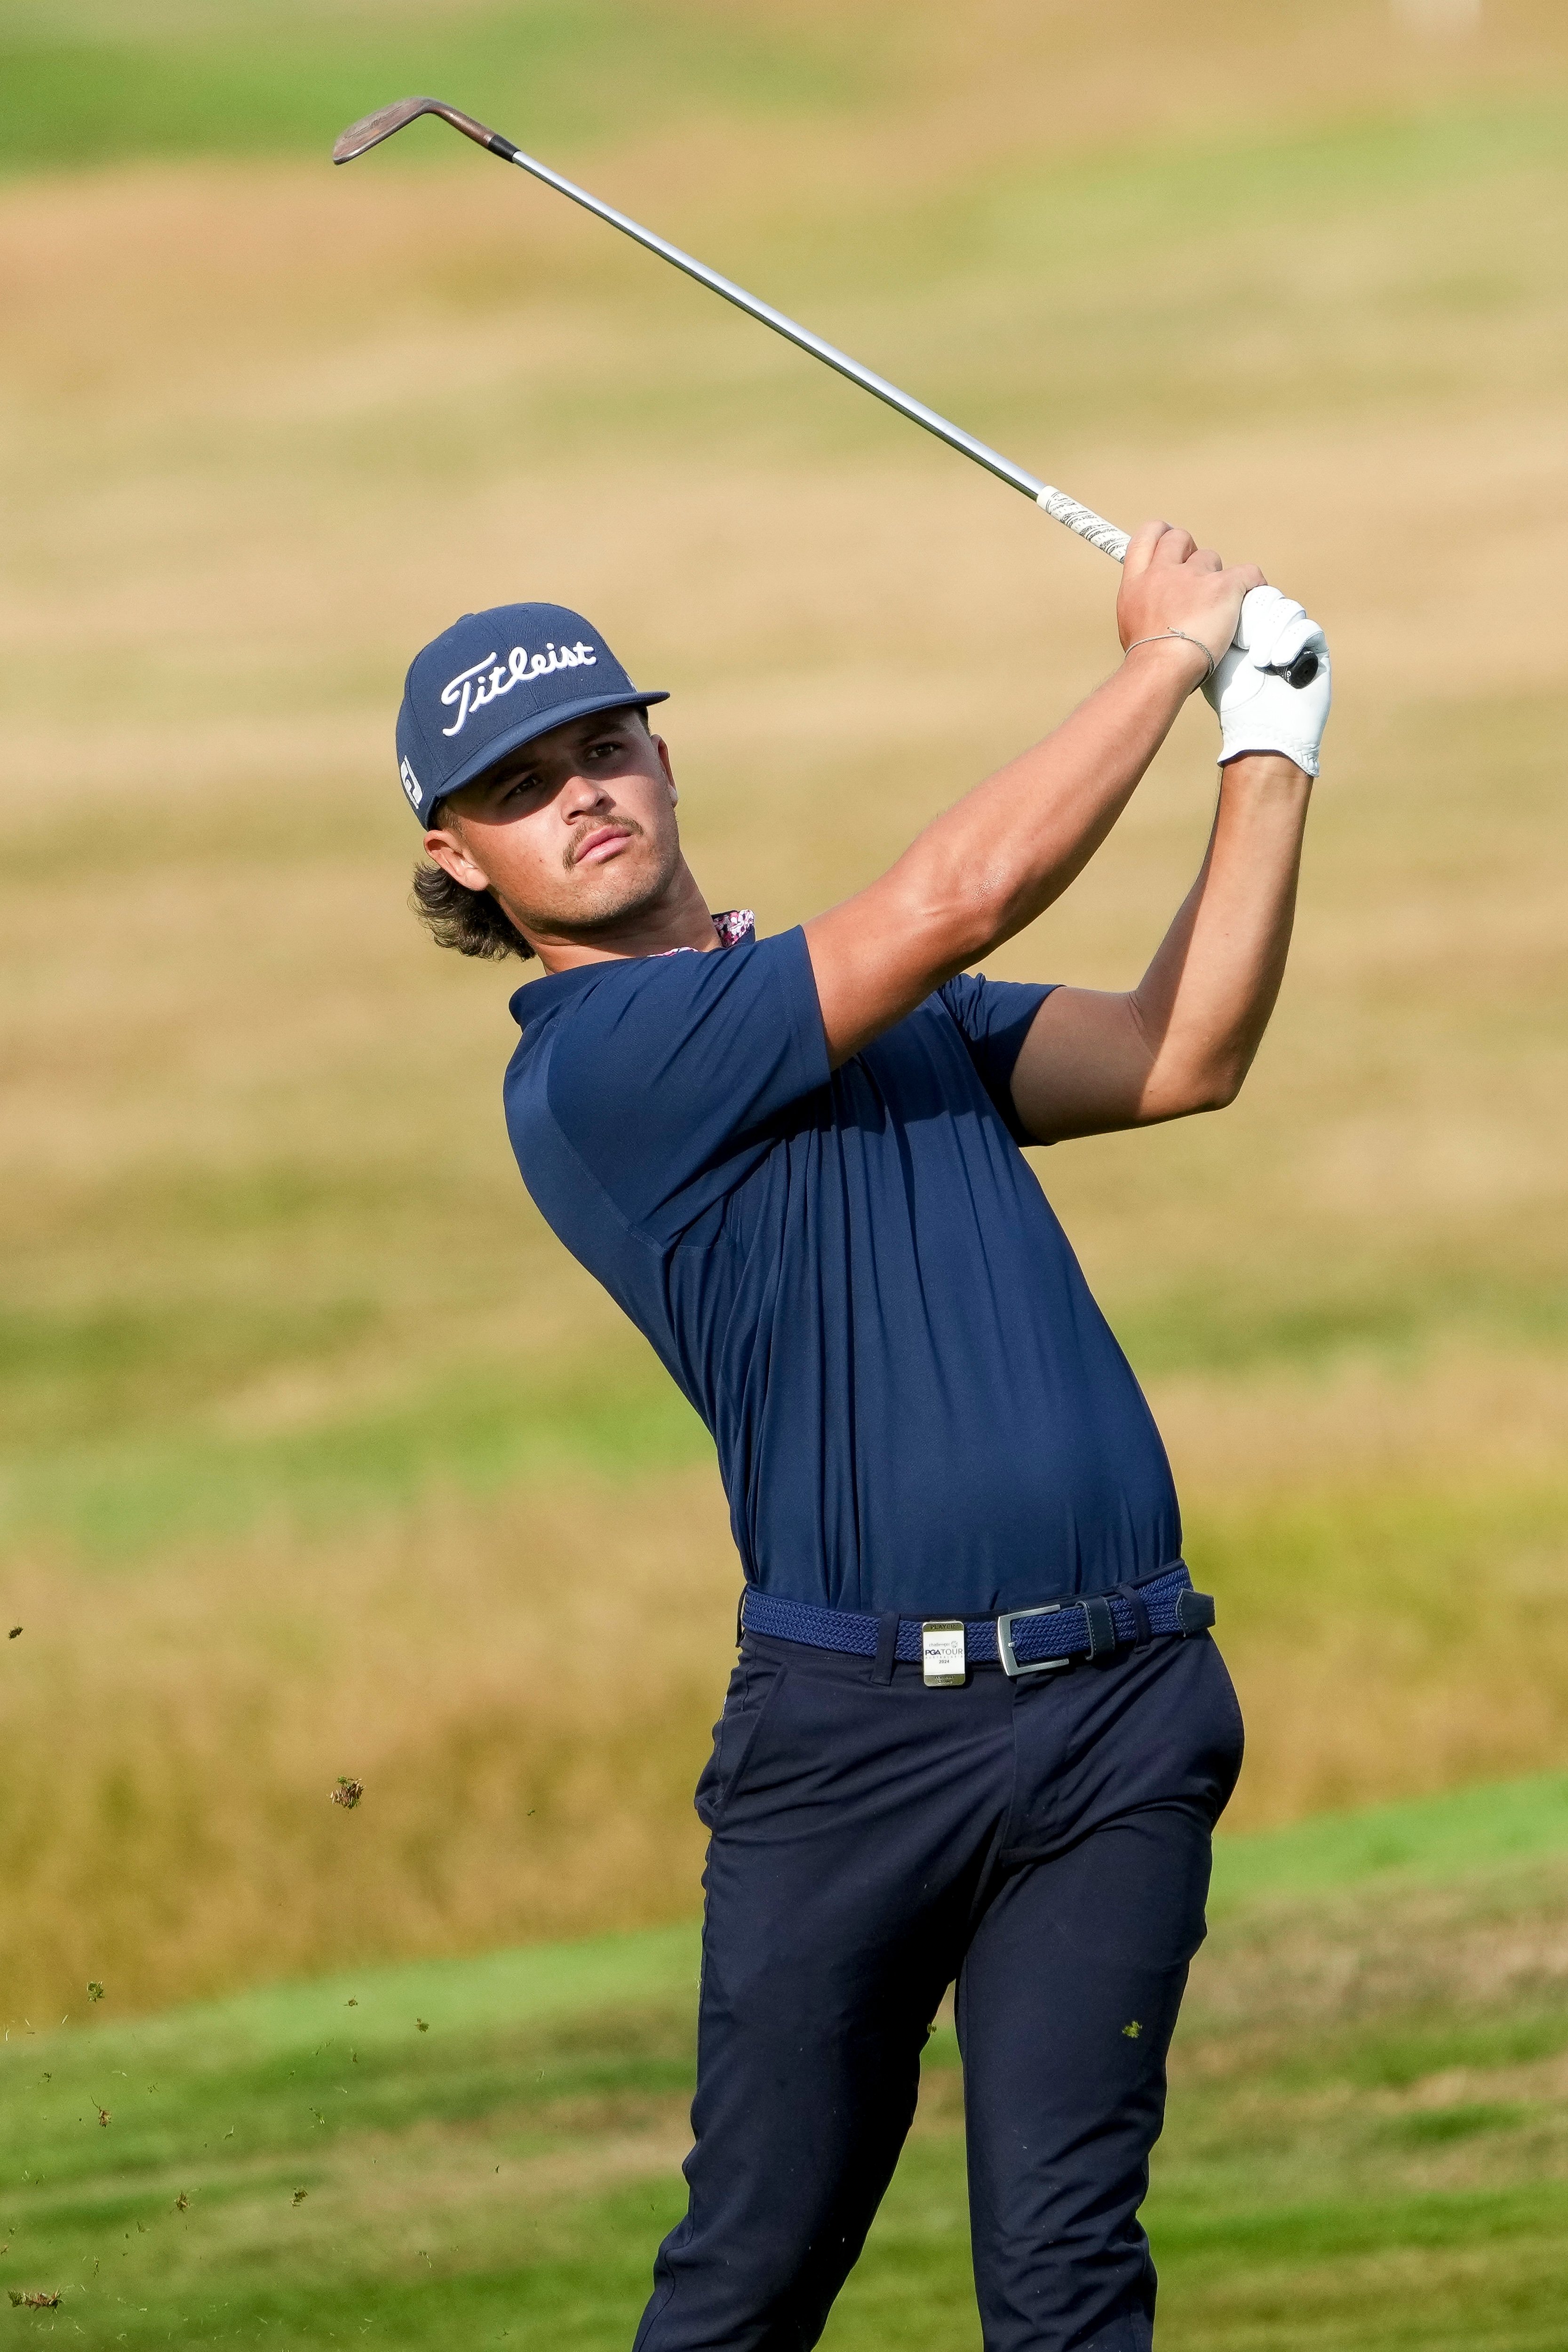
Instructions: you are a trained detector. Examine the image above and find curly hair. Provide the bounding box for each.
[409,802,535,961]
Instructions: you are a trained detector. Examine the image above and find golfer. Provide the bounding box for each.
[394,520,1330,2351]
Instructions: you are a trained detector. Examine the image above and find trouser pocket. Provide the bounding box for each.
[693,1654,788,1828]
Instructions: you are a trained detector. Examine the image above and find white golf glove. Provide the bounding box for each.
[1203,584,1331,777]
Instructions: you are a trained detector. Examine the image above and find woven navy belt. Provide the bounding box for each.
[740,1564,1213,1678]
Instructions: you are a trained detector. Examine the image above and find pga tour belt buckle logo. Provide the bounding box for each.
[921,1619,966,1688]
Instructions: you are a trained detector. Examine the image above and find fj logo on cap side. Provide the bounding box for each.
[400,757,423,810]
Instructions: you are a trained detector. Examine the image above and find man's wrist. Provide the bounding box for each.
[1121,631,1213,694]
[1218,749,1313,791]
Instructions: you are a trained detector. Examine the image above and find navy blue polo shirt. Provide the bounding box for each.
[503,922,1180,1616]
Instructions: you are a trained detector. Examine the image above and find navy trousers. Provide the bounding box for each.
[633,1619,1244,2352]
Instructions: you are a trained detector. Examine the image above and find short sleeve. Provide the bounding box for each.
[527,929,830,1232]
[937,970,1055,1145]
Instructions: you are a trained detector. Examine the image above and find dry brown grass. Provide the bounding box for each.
[3,0,1568,2015]
[0,1473,733,2019]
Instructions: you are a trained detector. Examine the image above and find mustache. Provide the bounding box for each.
[564,815,644,872]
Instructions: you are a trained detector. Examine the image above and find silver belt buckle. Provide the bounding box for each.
[995,1603,1074,1679]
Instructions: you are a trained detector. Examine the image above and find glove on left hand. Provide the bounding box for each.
[1203,584,1331,777]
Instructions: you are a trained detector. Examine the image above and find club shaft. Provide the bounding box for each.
[496,139,1130,563]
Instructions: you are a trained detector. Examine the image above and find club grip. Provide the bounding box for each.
[1035,488,1131,564]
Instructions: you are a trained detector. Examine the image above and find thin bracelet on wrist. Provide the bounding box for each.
[1122,628,1216,684]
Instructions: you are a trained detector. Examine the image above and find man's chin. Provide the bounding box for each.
[541,863,679,944]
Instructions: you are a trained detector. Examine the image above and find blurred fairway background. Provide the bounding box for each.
[2,8,1568,2329]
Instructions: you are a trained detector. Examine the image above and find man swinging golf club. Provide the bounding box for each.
[395,520,1330,2351]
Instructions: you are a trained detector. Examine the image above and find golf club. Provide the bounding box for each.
[332,96,1132,564]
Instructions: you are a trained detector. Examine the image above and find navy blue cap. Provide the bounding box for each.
[395,602,668,824]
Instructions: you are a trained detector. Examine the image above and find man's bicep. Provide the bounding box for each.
[805,879,973,1067]
[1008,987,1158,1143]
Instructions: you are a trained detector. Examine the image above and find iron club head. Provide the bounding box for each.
[332,95,516,166]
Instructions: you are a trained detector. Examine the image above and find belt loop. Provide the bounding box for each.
[1081,1594,1117,1661]
[872,1613,900,1685]
[1110,1581,1152,1649]
[736,1588,748,1649]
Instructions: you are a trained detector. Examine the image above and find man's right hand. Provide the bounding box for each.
[1116,520,1265,677]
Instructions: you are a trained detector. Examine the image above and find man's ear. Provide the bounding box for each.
[423,826,492,893]
[651,732,678,805]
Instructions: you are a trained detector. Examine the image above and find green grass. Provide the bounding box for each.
[4,1775,1567,2348]
[0,1352,708,1565]
[1206,1771,1568,1915]
[3,1199,1567,1568]
[0,1,871,174]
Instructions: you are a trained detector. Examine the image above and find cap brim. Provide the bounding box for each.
[421,688,671,816]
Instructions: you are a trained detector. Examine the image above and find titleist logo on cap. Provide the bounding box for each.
[441,641,599,736]
[395,601,667,826]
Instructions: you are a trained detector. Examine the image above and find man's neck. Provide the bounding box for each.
[525,863,719,974]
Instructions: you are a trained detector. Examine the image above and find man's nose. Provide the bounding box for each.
[559,770,614,817]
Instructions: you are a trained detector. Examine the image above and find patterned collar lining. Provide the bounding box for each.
[656,908,755,956]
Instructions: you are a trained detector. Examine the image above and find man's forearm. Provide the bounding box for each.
[808,641,1204,1064]
[894,643,1203,945]
[804,520,1262,1067]
[1130,753,1312,1118]
[1006,751,1311,1142]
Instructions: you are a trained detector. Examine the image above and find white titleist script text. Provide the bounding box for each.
[440,642,598,736]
